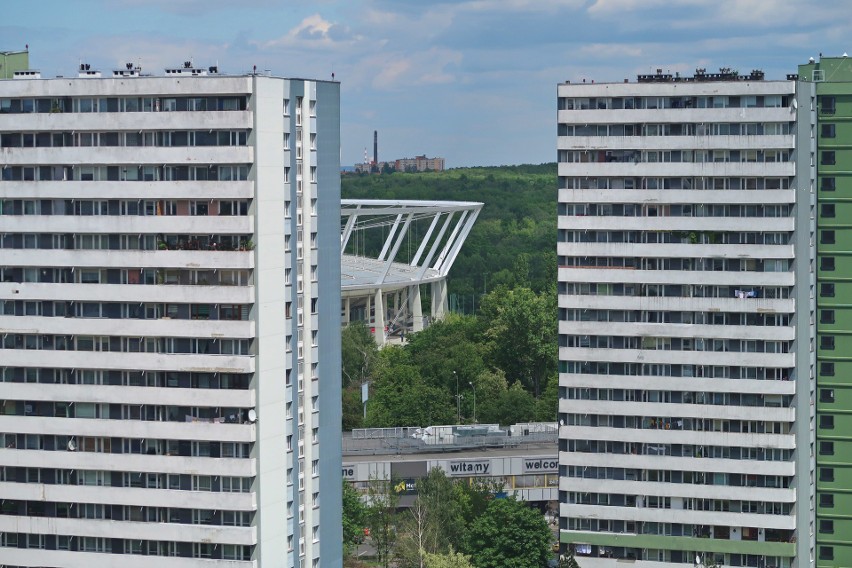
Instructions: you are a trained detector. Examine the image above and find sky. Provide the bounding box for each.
[3,0,851,167]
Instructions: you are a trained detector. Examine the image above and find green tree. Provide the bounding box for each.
[365,355,454,427]
[342,385,365,430]
[342,480,367,555]
[406,314,488,393]
[396,468,469,567]
[424,547,475,568]
[534,374,559,422]
[342,321,379,389]
[365,475,400,568]
[470,369,509,425]
[467,498,551,568]
[480,287,557,397]
[396,497,438,568]
[451,477,503,552]
[499,382,537,425]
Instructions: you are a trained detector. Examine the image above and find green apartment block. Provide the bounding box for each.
[800,55,852,568]
[0,49,29,79]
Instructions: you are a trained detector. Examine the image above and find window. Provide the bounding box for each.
[822,257,835,271]
[821,310,836,324]
[820,519,835,534]
[822,123,836,138]
[822,151,836,165]
[821,230,835,244]
[820,468,835,482]
[822,177,836,192]
[821,96,836,114]
[822,204,836,218]
[820,493,834,508]
[820,546,834,561]
[821,336,835,350]
[821,283,835,297]
[820,441,835,456]
[821,415,835,429]
[821,362,835,376]
[820,388,835,403]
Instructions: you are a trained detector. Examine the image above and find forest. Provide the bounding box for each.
[340,164,558,429]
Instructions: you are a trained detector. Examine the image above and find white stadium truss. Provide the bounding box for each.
[340,199,483,345]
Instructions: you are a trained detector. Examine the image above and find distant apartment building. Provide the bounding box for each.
[0,62,341,567]
[557,69,803,568]
[799,56,852,568]
[352,155,445,174]
[396,155,445,172]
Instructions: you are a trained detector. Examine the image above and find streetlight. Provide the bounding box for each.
[469,381,476,424]
[454,371,462,424]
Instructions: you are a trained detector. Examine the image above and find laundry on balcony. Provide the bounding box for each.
[734,289,757,299]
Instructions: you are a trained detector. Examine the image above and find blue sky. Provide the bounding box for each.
[3,0,850,167]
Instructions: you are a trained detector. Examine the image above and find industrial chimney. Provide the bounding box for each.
[373,130,378,166]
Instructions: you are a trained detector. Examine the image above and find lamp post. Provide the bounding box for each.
[454,371,461,423]
[469,381,476,424]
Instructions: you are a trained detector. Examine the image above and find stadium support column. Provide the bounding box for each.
[431,279,448,320]
[374,289,385,346]
[410,284,424,332]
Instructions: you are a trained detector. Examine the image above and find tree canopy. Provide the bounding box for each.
[359,290,557,428]
[467,498,553,568]
[342,480,367,554]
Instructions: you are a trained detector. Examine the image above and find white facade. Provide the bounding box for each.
[557,76,800,567]
[0,66,341,567]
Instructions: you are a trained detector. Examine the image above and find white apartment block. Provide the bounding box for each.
[0,63,342,567]
[557,71,806,568]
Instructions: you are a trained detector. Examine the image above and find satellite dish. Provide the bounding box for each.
[67,439,77,452]
[247,409,258,423]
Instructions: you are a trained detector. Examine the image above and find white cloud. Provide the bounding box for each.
[587,0,709,14]
[106,0,277,15]
[578,43,645,59]
[461,0,584,12]
[350,47,462,90]
[260,14,361,50]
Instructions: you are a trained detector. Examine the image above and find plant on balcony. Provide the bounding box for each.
[240,239,255,251]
